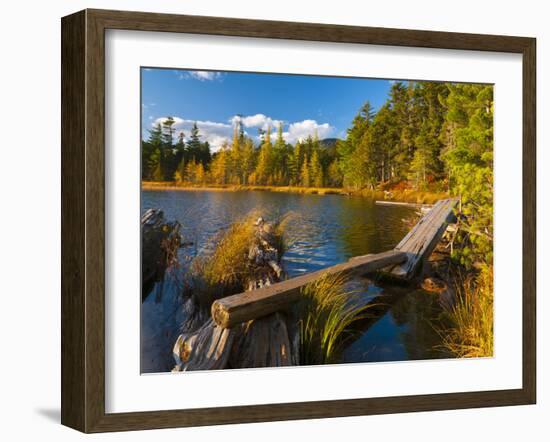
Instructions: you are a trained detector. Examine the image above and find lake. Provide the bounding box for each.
[141,189,447,373]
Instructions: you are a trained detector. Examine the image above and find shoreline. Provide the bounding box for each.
[141,181,448,205]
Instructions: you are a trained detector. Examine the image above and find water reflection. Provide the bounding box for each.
[141,189,447,372]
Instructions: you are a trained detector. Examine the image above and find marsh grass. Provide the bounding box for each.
[297,272,374,365]
[142,181,447,203]
[440,265,494,358]
[189,210,287,309]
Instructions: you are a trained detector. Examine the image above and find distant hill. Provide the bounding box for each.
[319,138,341,148]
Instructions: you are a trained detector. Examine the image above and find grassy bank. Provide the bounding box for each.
[142,181,447,205]
[440,265,494,358]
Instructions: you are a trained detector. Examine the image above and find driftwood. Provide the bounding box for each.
[375,200,433,210]
[211,249,407,328]
[141,208,181,301]
[172,319,236,371]
[172,217,294,371]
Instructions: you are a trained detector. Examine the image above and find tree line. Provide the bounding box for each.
[142,81,492,264]
[142,81,491,189]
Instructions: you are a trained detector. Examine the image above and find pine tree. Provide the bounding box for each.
[441,84,494,266]
[241,138,256,185]
[309,149,324,187]
[255,126,274,185]
[143,123,163,180]
[210,142,230,185]
[338,101,374,187]
[272,123,287,185]
[174,158,186,183]
[187,122,202,161]
[326,161,343,187]
[230,124,243,184]
[160,117,177,181]
[301,155,310,187]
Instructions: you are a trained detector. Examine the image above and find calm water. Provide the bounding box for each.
[141,189,446,373]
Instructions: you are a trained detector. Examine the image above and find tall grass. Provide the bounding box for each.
[190,210,286,309]
[297,273,373,365]
[441,265,493,358]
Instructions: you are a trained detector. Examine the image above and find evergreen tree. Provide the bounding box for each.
[255,126,274,185]
[187,122,202,161]
[326,161,343,187]
[309,149,324,188]
[230,124,243,184]
[210,142,230,185]
[160,117,177,180]
[241,138,256,185]
[441,84,493,266]
[301,155,310,187]
[145,123,163,180]
[174,157,186,183]
[338,101,374,188]
[272,123,287,185]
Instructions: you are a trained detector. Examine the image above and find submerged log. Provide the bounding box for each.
[141,208,182,301]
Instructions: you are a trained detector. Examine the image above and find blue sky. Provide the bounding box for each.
[141,68,394,150]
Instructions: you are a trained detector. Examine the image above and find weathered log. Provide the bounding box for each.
[385,198,459,280]
[173,319,236,371]
[211,249,407,328]
[375,200,433,209]
[229,313,293,368]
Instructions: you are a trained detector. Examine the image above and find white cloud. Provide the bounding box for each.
[184,70,223,81]
[230,113,283,131]
[152,117,232,151]
[152,115,334,150]
[285,119,333,143]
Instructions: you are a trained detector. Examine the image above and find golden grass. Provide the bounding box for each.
[142,181,447,204]
[356,188,448,205]
[297,272,373,365]
[190,210,286,309]
[440,265,494,358]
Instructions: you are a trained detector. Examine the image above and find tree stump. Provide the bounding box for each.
[141,208,182,301]
[172,216,297,371]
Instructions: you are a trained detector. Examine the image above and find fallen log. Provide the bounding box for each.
[211,249,407,328]
[375,200,433,209]
[385,198,459,280]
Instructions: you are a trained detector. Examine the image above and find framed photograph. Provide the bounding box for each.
[61,9,536,433]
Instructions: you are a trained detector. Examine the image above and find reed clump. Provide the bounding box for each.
[297,273,373,365]
[441,265,493,358]
[190,210,287,309]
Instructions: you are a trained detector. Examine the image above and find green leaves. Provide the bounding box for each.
[441,84,494,268]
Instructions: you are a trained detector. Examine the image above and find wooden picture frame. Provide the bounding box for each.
[61,8,536,433]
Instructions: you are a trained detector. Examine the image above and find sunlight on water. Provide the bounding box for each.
[140,190,447,372]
